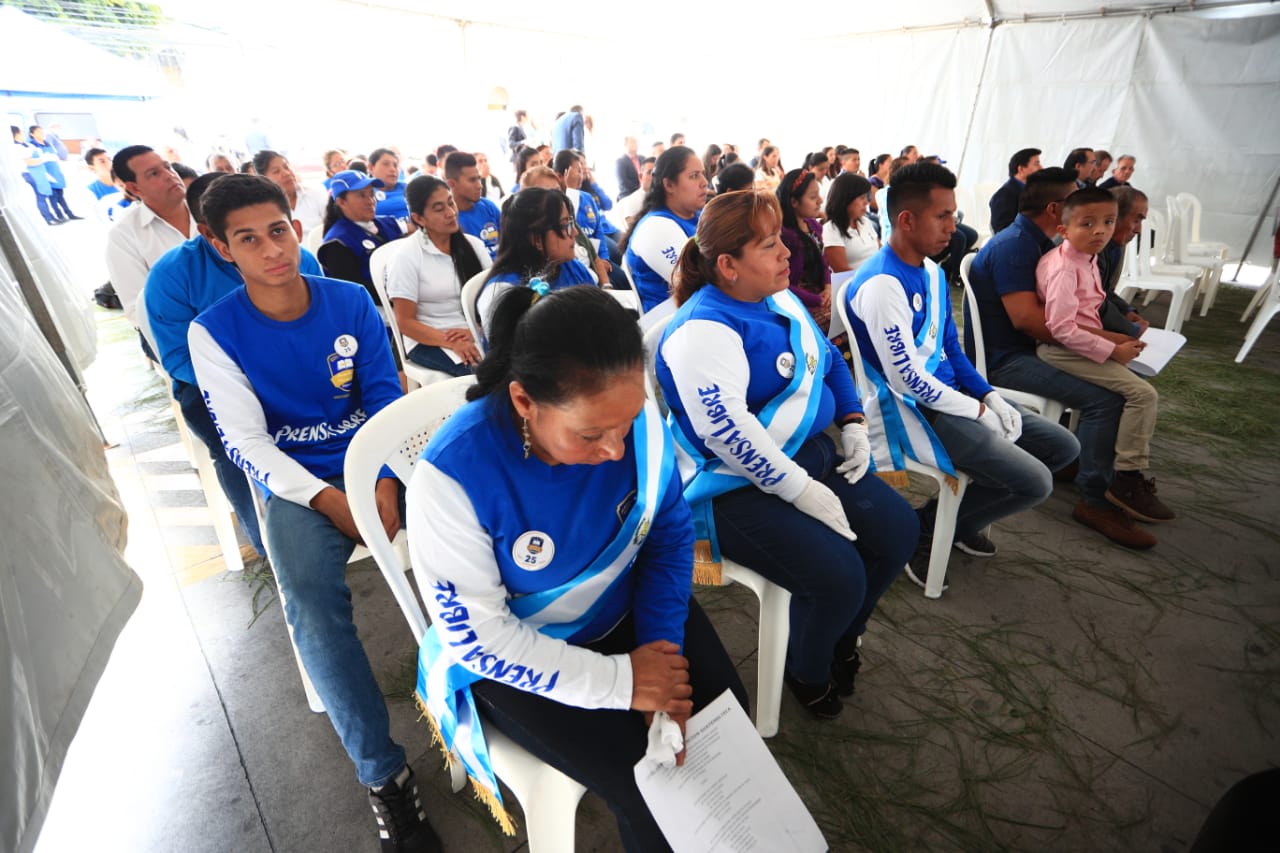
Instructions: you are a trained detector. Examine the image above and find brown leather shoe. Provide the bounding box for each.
[1073,502,1158,549]
[1106,471,1176,523]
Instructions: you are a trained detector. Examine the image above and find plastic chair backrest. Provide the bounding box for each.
[831,277,870,397]
[1176,192,1205,242]
[343,376,477,642]
[369,239,414,365]
[641,315,672,414]
[304,224,325,254]
[460,271,488,352]
[957,253,988,378]
[1148,209,1173,264]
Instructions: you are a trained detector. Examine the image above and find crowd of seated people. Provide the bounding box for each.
[90,123,1180,852]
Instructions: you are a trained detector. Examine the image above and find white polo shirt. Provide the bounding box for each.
[104,201,196,326]
[384,231,492,351]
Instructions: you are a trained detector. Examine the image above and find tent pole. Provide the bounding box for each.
[1228,172,1280,283]
[955,21,997,182]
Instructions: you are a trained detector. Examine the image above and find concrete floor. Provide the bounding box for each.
[31,240,1280,852]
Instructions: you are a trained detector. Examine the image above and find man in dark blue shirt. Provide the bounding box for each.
[988,148,1041,235]
[968,168,1155,548]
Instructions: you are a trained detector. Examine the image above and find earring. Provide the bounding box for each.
[522,418,532,460]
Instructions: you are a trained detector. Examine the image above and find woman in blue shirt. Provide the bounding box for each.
[317,170,405,307]
[656,190,918,720]
[409,285,747,851]
[621,146,709,312]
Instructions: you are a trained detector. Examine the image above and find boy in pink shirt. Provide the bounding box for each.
[1035,187,1174,525]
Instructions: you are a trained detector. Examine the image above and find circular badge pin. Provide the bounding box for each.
[334,335,359,357]
[361,238,376,251]
[512,531,555,571]
[775,352,796,378]
[912,293,924,312]
[375,190,386,202]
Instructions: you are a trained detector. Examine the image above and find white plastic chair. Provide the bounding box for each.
[833,278,973,600]
[343,377,587,851]
[1115,220,1199,335]
[303,224,325,254]
[1166,196,1225,316]
[1241,259,1279,323]
[957,254,1067,424]
[1175,192,1230,257]
[1236,262,1280,363]
[136,308,244,574]
[460,270,489,352]
[368,240,454,391]
[642,319,792,738]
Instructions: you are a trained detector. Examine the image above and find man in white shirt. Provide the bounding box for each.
[104,144,195,355]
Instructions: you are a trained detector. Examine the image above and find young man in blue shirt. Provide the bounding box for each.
[447,152,501,259]
[188,174,440,852]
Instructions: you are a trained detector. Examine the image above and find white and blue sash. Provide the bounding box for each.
[858,261,958,488]
[414,399,674,833]
[669,289,828,582]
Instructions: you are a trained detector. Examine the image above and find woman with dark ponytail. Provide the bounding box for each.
[777,167,834,331]
[407,285,747,850]
[384,175,492,376]
[656,190,917,721]
[620,145,709,312]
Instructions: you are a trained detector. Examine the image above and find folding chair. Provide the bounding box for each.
[343,377,586,851]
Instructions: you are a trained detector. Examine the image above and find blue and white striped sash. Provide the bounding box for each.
[414,399,673,833]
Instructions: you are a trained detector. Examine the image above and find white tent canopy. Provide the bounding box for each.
[149,0,1280,260]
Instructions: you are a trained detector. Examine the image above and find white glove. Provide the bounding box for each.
[976,404,1005,437]
[792,479,857,541]
[835,421,871,484]
[982,392,1023,441]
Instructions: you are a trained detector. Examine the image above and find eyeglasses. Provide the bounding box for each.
[553,219,577,237]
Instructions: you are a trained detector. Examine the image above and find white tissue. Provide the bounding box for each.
[643,711,684,768]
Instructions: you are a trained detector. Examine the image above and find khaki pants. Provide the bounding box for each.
[1037,343,1157,471]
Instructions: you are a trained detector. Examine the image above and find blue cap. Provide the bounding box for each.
[329,170,384,198]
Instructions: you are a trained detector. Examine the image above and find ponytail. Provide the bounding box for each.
[467,285,643,405]
[672,237,711,306]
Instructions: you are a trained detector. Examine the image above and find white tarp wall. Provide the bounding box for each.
[958,11,1280,261]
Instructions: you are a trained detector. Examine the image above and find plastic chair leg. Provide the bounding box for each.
[1199,265,1222,316]
[522,772,587,853]
[752,582,791,738]
[1166,290,1188,335]
[193,445,244,573]
[170,398,200,469]
[923,481,967,599]
[1241,280,1271,323]
[1235,301,1280,364]
[271,578,326,714]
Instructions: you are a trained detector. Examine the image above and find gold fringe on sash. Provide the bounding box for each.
[415,695,518,836]
[874,469,960,494]
[692,539,723,586]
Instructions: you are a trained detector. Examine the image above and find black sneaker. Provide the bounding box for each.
[368,767,442,853]
[784,673,843,719]
[953,532,997,557]
[831,650,861,697]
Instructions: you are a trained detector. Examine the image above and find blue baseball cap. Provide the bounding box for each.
[329,170,384,198]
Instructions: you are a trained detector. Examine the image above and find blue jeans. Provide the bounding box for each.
[406,343,473,377]
[264,475,406,788]
[22,173,55,223]
[927,407,1079,540]
[174,380,265,554]
[989,351,1124,507]
[712,433,919,684]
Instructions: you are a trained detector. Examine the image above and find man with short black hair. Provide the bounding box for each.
[989,147,1042,235]
[104,144,195,350]
[1064,147,1097,188]
[845,163,1078,577]
[446,151,502,258]
[189,174,441,853]
[669,132,685,147]
[968,168,1153,548]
